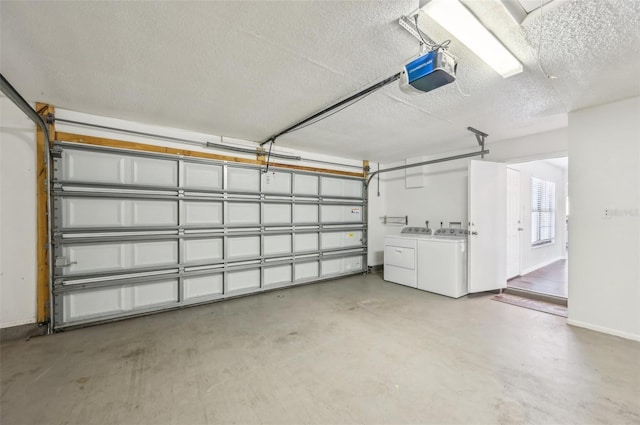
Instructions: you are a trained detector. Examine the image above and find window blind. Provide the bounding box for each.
[531,177,555,246]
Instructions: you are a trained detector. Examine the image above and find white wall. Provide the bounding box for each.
[0,97,38,328]
[367,128,568,266]
[509,160,567,274]
[0,105,363,328]
[568,96,640,341]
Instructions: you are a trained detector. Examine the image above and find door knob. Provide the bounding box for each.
[517,227,523,231]
[471,231,478,235]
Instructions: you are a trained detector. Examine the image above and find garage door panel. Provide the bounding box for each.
[228,236,260,258]
[63,149,177,187]
[133,241,178,267]
[294,233,318,253]
[263,204,291,224]
[63,279,179,323]
[184,238,223,263]
[131,157,177,187]
[63,198,177,228]
[183,162,223,190]
[63,243,124,275]
[294,174,318,195]
[183,201,222,226]
[264,234,291,256]
[133,280,178,308]
[63,150,125,184]
[322,256,363,277]
[227,203,260,225]
[262,171,291,194]
[64,198,124,228]
[294,205,318,223]
[322,231,363,250]
[133,201,177,226]
[63,240,178,275]
[264,265,292,286]
[320,205,362,223]
[228,167,260,192]
[321,177,362,198]
[227,269,260,292]
[295,261,319,281]
[184,274,223,300]
[64,287,124,322]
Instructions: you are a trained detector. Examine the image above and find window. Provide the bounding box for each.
[531,177,555,246]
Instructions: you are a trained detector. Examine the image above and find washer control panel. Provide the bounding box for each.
[434,228,468,237]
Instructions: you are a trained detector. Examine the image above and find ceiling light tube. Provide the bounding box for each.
[420,0,523,78]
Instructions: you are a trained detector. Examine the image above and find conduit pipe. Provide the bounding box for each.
[0,73,54,334]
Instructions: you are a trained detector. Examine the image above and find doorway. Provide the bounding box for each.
[505,157,568,299]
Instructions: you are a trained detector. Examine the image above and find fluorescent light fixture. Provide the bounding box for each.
[421,0,523,78]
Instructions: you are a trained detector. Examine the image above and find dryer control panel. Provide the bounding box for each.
[401,227,432,235]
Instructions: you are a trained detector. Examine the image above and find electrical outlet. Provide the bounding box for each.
[603,207,612,219]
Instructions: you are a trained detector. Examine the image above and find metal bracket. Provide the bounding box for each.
[399,14,438,49]
[55,256,77,268]
[467,127,489,159]
[53,231,64,243]
[50,146,63,158]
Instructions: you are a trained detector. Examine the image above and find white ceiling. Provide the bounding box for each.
[1,0,639,162]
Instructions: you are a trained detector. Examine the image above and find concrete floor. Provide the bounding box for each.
[2,274,639,425]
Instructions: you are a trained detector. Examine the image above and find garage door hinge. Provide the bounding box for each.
[55,256,77,267]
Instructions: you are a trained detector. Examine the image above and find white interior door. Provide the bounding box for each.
[506,167,521,279]
[468,160,507,293]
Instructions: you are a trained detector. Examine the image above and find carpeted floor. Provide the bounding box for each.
[491,293,568,317]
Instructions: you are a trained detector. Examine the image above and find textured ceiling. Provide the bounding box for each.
[1,0,639,162]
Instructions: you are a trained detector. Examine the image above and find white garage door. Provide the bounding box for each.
[51,143,366,329]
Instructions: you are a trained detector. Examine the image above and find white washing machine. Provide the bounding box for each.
[384,226,468,298]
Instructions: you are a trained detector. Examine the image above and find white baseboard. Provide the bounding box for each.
[0,317,36,329]
[520,256,564,276]
[567,319,640,342]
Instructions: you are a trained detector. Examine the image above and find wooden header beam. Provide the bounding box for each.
[55,132,365,178]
